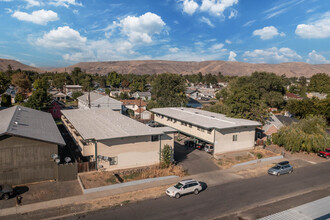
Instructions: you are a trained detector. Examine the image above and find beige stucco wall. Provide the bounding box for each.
[97,133,174,171]
[154,114,214,143]
[214,127,256,154]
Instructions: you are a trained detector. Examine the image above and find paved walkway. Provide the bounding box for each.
[259,195,330,220]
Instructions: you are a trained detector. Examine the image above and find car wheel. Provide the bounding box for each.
[289,170,292,174]
[326,156,329,159]
[194,189,199,195]
[3,194,9,200]
[175,193,180,199]
[277,172,280,176]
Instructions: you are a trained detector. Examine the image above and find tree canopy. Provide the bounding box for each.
[150,73,187,108]
[308,73,330,93]
[273,116,329,153]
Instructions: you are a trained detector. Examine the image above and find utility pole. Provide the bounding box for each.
[88,88,91,109]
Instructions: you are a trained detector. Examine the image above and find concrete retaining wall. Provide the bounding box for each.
[232,155,284,167]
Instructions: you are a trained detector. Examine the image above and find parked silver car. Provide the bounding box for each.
[268,161,293,176]
[166,179,202,199]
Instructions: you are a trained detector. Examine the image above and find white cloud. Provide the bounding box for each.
[24,0,40,8]
[36,26,86,49]
[119,12,166,44]
[200,0,238,17]
[228,51,237,61]
[295,12,330,39]
[253,26,284,40]
[169,47,179,53]
[209,43,224,51]
[49,0,82,8]
[243,47,302,63]
[225,39,231,44]
[5,8,13,13]
[306,50,330,64]
[242,19,255,27]
[12,9,59,25]
[182,0,199,15]
[200,16,214,27]
[228,9,237,19]
[72,9,79,15]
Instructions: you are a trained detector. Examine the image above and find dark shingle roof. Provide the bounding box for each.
[275,115,299,126]
[0,105,65,145]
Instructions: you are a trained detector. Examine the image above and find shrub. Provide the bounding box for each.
[256,153,263,159]
[273,116,329,153]
[161,144,173,168]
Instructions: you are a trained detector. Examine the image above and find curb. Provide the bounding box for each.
[232,155,284,167]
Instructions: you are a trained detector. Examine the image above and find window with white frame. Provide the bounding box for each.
[233,135,238,141]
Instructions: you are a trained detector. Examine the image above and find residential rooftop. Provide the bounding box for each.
[121,99,147,106]
[61,108,173,141]
[151,107,261,130]
[0,105,65,145]
[77,92,122,104]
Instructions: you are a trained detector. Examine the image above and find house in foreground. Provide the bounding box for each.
[61,108,175,171]
[151,107,261,155]
[0,106,65,185]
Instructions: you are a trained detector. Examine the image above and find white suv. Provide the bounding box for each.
[166,179,202,199]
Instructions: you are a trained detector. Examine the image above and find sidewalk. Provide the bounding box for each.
[0,157,315,218]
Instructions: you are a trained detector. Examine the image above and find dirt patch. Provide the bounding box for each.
[214,148,279,169]
[79,165,186,189]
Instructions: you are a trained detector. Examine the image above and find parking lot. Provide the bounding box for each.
[174,140,219,175]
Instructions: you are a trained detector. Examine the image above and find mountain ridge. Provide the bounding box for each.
[1,58,330,77]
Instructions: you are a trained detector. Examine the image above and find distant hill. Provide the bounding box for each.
[0,59,43,73]
[51,60,330,77]
[1,58,330,77]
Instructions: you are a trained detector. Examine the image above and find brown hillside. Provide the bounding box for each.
[0,59,43,72]
[51,60,330,77]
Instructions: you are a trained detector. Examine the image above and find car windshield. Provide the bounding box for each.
[273,166,281,169]
[174,183,183,189]
[326,149,330,153]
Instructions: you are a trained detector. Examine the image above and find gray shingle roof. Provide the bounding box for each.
[151,107,261,130]
[0,106,65,145]
[61,108,170,141]
[77,92,122,104]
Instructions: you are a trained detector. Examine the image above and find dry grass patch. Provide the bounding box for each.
[215,148,279,169]
[80,165,186,189]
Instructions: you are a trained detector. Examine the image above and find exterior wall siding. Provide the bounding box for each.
[214,127,256,154]
[0,135,57,185]
[97,133,174,171]
[154,114,214,143]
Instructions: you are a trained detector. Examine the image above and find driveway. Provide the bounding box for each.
[174,142,219,175]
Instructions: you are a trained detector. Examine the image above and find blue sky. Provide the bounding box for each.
[0,0,330,67]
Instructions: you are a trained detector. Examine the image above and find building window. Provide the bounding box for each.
[109,156,118,165]
[151,135,159,142]
[233,135,238,141]
[207,129,212,134]
[189,124,192,128]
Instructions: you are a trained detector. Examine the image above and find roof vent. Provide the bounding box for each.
[18,107,22,111]
[14,121,18,125]
[195,112,199,114]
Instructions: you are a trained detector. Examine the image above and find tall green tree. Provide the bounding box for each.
[11,72,32,94]
[25,88,51,111]
[151,73,187,108]
[106,71,121,88]
[0,72,10,94]
[273,116,329,153]
[1,94,12,107]
[308,73,330,93]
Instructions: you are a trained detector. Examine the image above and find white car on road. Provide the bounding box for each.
[166,179,202,199]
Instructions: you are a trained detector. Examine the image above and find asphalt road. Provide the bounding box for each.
[63,161,330,220]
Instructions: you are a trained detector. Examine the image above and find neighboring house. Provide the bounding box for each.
[260,113,298,139]
[284,93,303,100]
[121,99,152,120]
[5,85,17,103]
[109,90,121,98]
[186,89,200,99]
[48,100,65,119]
[0,106,65,185]
[61,108,175,171]
[132,91,151,101]
[77,92,122,112]
[49,89,67,102]
[151,107,261,155]
[198,88,218,99]
[306,92,327,100]
[63,85,83,95]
